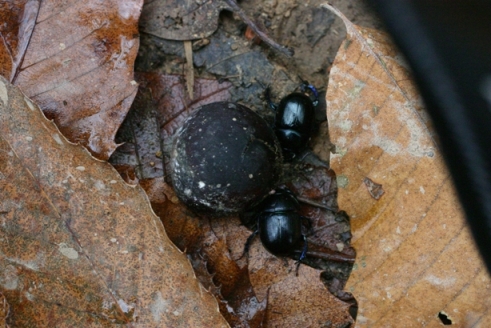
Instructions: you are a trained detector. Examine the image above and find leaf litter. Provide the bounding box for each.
[0,76,229,326]
[0,0,385,326]
[110,1,367,326]
[0,0,142,160]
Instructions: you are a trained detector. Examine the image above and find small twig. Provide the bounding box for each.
[224,0,294,57]
[295,249,356,264]
[296,196,338,212]
[184,40,194,99]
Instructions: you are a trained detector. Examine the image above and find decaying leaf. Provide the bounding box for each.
[363,177,384,200]
[324,4,491,327]
[140,0,293,57]
[110,72,233,183]
[0,0,142,160]
[140,0,231,41]
[140,177,269,327]
[0,77,229,327]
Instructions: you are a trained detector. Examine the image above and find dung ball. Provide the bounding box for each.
[171,102,283,215]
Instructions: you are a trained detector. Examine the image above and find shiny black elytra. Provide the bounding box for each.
[242,188,308,273]
[266,82,319,161]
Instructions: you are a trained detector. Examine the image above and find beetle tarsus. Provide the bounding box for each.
[241,229,259,259]
[295,235,308,276]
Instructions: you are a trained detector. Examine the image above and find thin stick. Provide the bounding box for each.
[295,249,356,264]
[184,40,194,99]
[296,196,338,212]
[224,0,294,57]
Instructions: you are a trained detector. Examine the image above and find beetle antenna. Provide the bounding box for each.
[255,79,267,89]
[299,81,319,107]
[296,74,306,84]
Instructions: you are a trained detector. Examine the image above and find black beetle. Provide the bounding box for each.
[266,82,319,161]
[241,188,308,273]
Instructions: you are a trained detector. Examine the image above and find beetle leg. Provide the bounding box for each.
[295,235,308,276]
[299,235,308,261]
[300,215,312,228]
[282,148,296,162]
[264,87,278,111]
[241,229,259,259]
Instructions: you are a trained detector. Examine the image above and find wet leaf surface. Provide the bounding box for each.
[324,4,491,327]
[0,0,39,82]
[0,0,142,160]
[0,77,229,327]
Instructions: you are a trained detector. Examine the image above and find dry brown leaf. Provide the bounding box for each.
[246,248,354,328]
[324,4,491,327]
[141,177,270,327]
[0,76,229,327]
[0,0,141,160]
